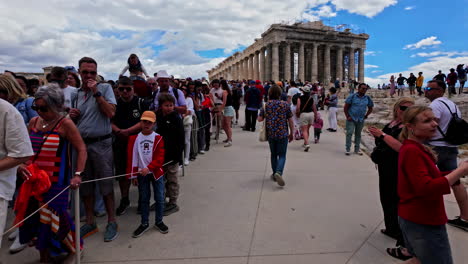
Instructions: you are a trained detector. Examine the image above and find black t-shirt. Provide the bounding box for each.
[407,76,417,85]
[299,94,314,113]
[397,77,407,85]
[113,96,149,129]
[434,73,446,81]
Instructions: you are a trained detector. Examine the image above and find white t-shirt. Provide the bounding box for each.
[210,88,223,105]
[287,87,300,97]
[429,97,462,147]
[132,132,156,171]
[0,99,34,200]
[62,86,77,108]
[185,97,194,115]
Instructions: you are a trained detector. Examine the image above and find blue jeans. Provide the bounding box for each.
[138,175,165,225]
[345,120,364,152]
[268,138,288,175]
[399,217,453,264]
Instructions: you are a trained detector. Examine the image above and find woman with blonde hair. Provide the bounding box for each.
[0,75,37,124]
[395,106,468,264]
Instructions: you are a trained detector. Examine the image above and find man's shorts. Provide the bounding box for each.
[409,85,415,91]
[397,84,405,89]
[433,146,460,185]
[81,138,115,197]
[299,112,314,126]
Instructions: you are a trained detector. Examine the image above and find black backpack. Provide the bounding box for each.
[435,100,468,145]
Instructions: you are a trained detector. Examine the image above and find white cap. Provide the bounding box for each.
[155,70,171,80]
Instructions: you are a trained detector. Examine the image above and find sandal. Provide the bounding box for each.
[380,229,398,240]
[386,247,412,261]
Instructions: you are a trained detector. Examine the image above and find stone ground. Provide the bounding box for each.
[1,106,467,264]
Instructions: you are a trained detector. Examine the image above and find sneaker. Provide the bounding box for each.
[448,216,468,231]
[224,141,232,147]
[184,160,189,166]
[164,203,180,216]
[80,223,98,239]
[95,211,107,217]
[104,222,118,242]
[354,151,364,156]
[222,139,229,143]
[116,198,130,216]
[132,224,150,238]
[270,174,276,182]
[204,146,210,152]
[199,150,205,154]
[304,145,310,152]
[274,172,285,187]
[345,151,351,156]
[8,229,18,241]
[9,236,27,254]
[155,222,169,234]
[330,129,337,132]
[314,139,318,144]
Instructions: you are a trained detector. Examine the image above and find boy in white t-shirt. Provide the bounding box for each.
[127,111,168,237]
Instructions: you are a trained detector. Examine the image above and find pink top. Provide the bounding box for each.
[313,118,323,129]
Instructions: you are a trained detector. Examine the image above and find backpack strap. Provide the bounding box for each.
[432,99,457,141]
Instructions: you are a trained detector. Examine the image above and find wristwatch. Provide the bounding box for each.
[379,133,387,140]
[93,92,102,98]
[74,171,83,177]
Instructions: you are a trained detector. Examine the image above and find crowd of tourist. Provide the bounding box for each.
[0,54,467,264]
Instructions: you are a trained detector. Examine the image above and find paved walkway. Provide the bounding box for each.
[2,108,467,263]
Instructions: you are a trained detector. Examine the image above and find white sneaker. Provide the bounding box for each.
[224,141,232,147]
[8,229,18,241]
[354,151,364,156]
[184,160,189,166]
[304,145,310,152]
[9,236,27,254]
[199,150,205,154]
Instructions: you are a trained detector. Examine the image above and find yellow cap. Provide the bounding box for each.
[140,111,156,123]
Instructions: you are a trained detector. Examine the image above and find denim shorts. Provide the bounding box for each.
[433,146,459,184]
[399,217,453,264]
[223,106,235,117]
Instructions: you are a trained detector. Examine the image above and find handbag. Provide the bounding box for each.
[183,115,193,126]
[370,145,386,164]
[259,104,267,142]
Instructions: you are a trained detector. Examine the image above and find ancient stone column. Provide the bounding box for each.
[272,43,280,81]
[248,54,253,79]
[284,42,291,81]
[311,44,318,83]
[324,44,331,84]
[336,46,343,82]
[254,51,260,81]
[349,48,355,81]
[266,45,272,81]
[259,48,265,81]
[358,48,365,82]
[243,58,248,80]
[298,42,305,82]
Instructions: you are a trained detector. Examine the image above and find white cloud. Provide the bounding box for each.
[410,51,468,58]
[365,64,379,69]
[0,0,397,79]
[404,36,442,50]
[404,6,415,10]
[365,51,377,56]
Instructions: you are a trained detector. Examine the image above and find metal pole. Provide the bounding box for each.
[74,188,81,264]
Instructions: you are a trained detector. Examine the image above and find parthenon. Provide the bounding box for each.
[207,21,369,84]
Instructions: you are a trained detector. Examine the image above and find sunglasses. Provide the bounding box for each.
[399,105,409,111]
[148,83,157,86]
[423,87,440,91]
[81,70,97,75]
[118,87,132,92]
[31,104,49,112]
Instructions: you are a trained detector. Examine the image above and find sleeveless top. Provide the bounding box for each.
[29,118,71,186]
[225,93,233,107]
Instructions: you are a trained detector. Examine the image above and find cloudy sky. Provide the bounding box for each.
[1,0,467,86]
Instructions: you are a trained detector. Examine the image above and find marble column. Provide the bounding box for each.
[358,48,365,82]
[259,48,265,81]
[266,45,272,81]
[311,44,318,82]
[243,58,248,80]
[284,42,291,81]
[272,43,279,81]
[298,42,305,82]
[348,48,355,81]
[336,46,343,82]
[247,54,252,79]
[324,44,331,84]
[254,51,260,81]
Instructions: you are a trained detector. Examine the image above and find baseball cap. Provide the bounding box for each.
[140,111,156,123]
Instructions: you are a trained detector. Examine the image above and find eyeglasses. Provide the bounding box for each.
[81,70,97,75]
[148,83,157,86]
[31,104,49,112]
[423,87,440,91]
[118,86,132,92]
[399,105,409,111]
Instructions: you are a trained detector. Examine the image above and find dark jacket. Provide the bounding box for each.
[245,86,262,109]
[156,111,185,165]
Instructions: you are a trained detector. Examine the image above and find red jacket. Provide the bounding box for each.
[126,133,165,180]
[398,139,451,225]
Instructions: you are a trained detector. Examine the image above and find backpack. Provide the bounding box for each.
[434,100,468,145]
[291,93,301,105]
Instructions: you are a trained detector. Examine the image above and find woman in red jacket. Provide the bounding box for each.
[397,106,468,264]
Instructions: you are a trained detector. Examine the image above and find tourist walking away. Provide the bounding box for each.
[119,54,150,79]
[456,64,466,94]
[112,76,149,216]
[258,84,294,187]
[446,68,457,97]
[368,97,415,261]
[425,79,468,232]
[232,83,243,125]
[416,72,424,96]
[433,70,446,82]
[127,111,168,238]
[70,57,119,242]
[397,105,468,264]
[156,94,185,216]
[407,73,417,96]
[296,86,317,152]
[389,75,396,98]
[17,84,86,262]
[220,80,234,147]
[0,99,33,249]
[396,73,407,97]
[326,87,338,132]
[343,83,373,155]
[313,112,323,144]
[244,80,262,132]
